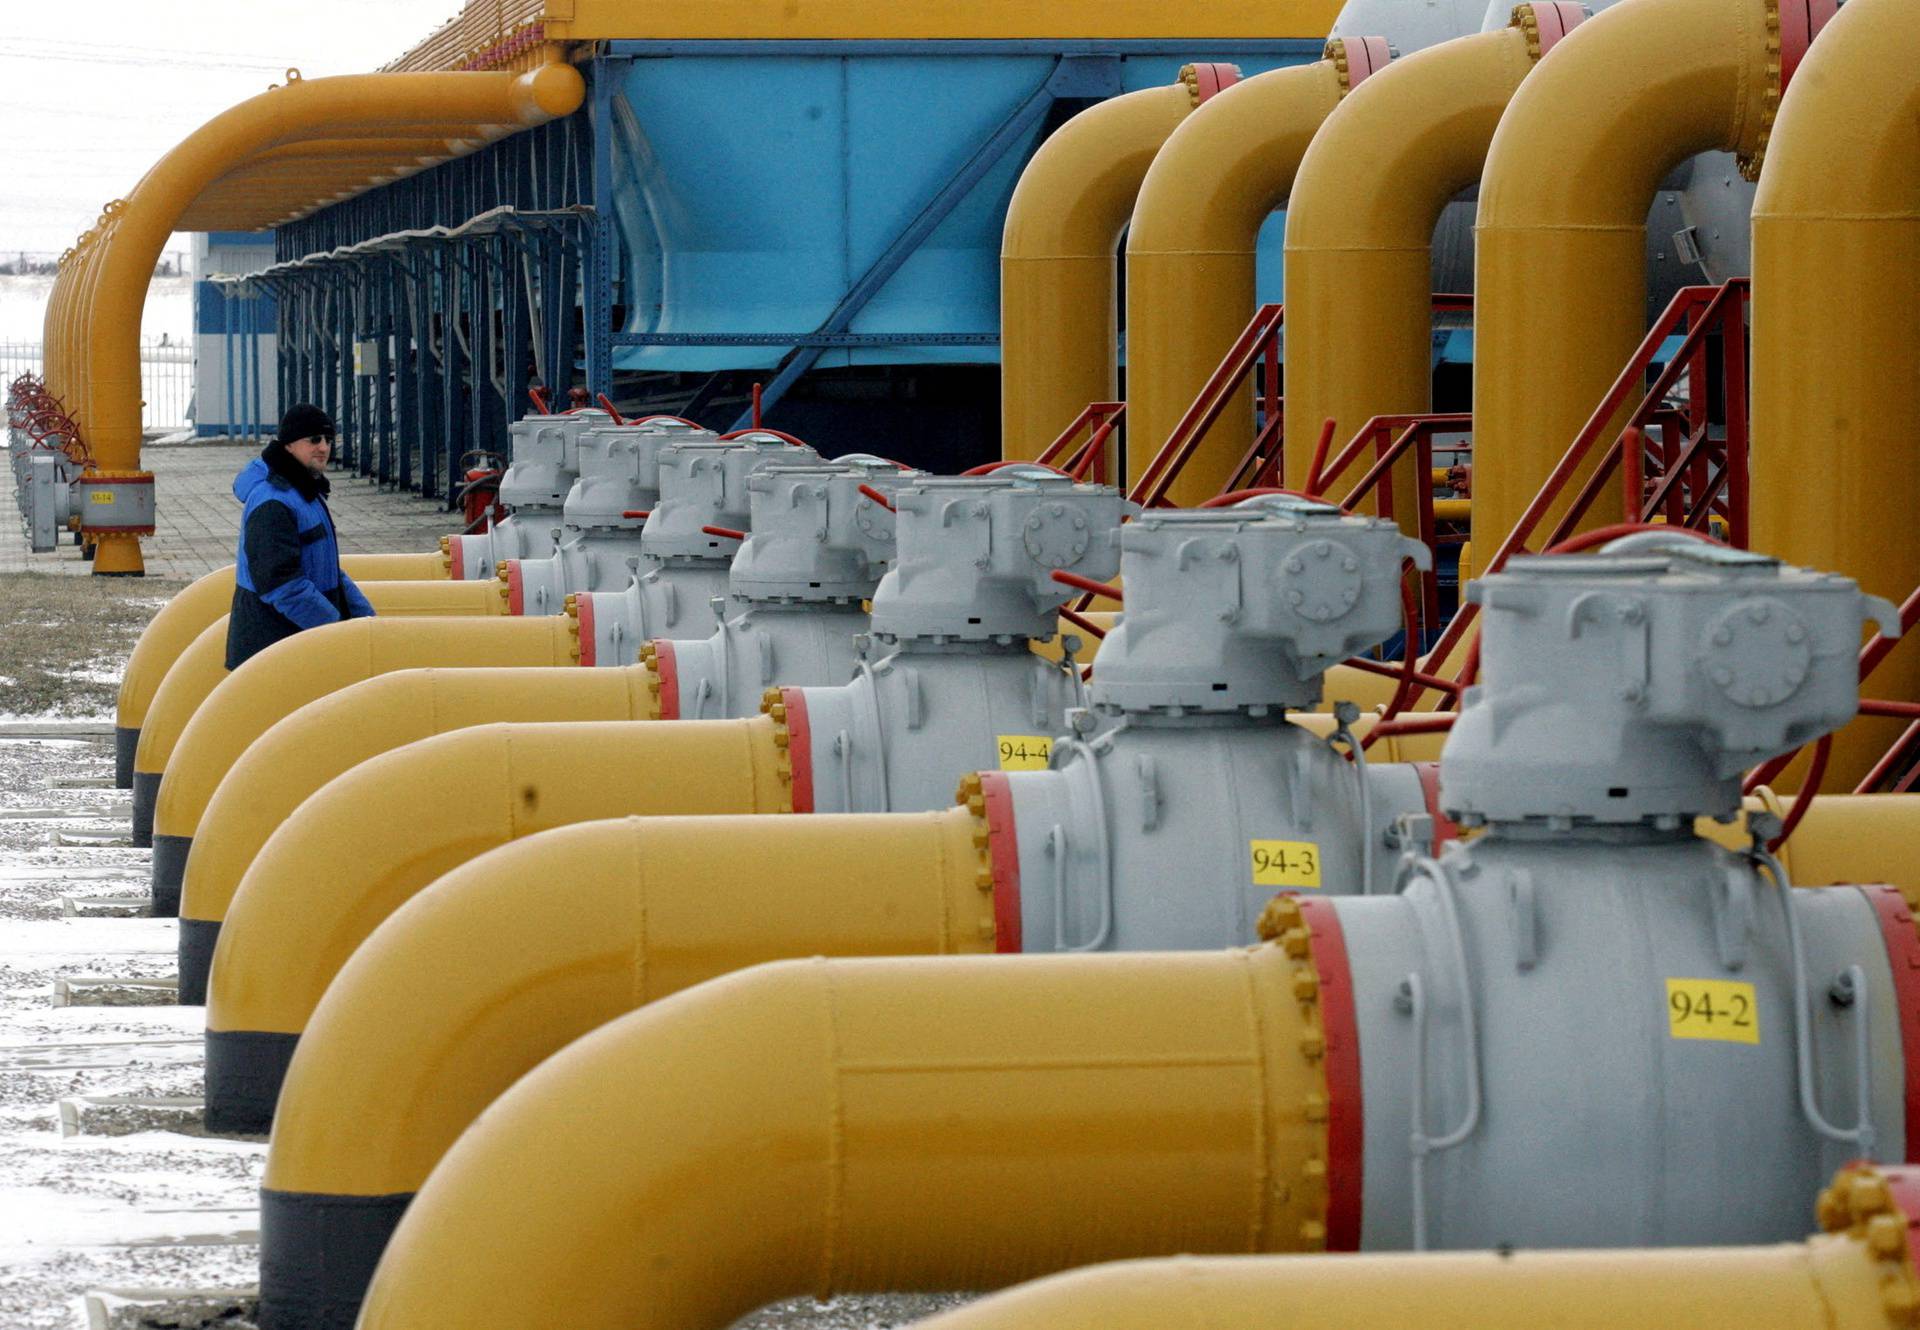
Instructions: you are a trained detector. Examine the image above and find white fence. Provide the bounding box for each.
[0,338,196,432]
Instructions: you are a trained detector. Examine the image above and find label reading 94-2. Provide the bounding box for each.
[996,735,1051,771]
[1666,978,1759,1045]
[1250,839,1322,889]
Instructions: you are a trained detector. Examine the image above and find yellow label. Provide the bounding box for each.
[89,491,115,505]
[996,735,1052,771]
[1666,979,1759,1045]
[1251,839,1322,889]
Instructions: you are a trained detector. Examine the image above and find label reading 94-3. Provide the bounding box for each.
[1250,839,1321,889]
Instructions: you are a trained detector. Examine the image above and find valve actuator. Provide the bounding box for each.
[572,435,819,665]
[649,458,917,719]
[447,409,612,579]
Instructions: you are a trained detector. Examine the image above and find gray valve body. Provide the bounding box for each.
[575,436,819,665]
[658,459,911,719]
[783,474,1128,813]
[990,502,1436,954]
[450,409,612,578]
[1299,546,1911,1253]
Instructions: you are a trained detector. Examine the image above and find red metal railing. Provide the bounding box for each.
[1032,401,1124,484]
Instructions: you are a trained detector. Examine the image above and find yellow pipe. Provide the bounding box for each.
[79,60,583,572]
[906,1203,1914,1330]
[359,945,1331,1329]
[1751,0,1920,788]
[1001,80,1198,462]
[207,719,793,1026]
[131,581,511,785]
[1284,23,1544,516]
[177,665,653,931]
[1472,0,1776,551]
[115,554,449,748]
[1691,793,1920,897]
[1123,56,1345,504]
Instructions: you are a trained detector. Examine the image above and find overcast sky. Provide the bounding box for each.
[0,1,472,256]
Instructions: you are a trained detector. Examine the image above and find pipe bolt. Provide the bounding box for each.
[1281,927,1312,960]
[1292,969,1319,1001]
[1868,1214,1909,1258]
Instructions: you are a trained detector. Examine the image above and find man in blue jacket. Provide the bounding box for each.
[226,404,376,669]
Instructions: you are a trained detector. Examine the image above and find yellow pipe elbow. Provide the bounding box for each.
[84,63,584,478]
[117,554,451,736]
[1751,0,1920,788]
[178,665,653,932]
[210,719,792,1035]
[134,580,510,782]
[907,1237,1904,1330]
[1001,81,1196,461]
[265,808,991,1247]
[360,945,1332,1329]
[1284,27,1539,515]
[1473,0,1776,550]
[1695,794,1920,898]
[1124,59,1344,504]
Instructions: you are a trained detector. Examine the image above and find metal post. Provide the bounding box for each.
[225,289,236,444]
[585,56,616,401]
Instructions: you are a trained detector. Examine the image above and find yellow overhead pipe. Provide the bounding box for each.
[1122,51,1350,504]
[78,59,583,572]
[907,1164,1920,1330]
[1285,13,1571,511]
[206,719,795,1050]
[1472,0,1781,551]
[359,946,1332,1329]
[131,582,512,786]
[115,555,451,767]
[178,665,652,932]
[1751,0,1920,788]
[1000,76,1208,461]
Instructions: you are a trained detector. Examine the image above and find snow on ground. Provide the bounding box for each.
[0,684,968,1326]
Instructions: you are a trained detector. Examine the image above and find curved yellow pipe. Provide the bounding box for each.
[359,945,1329,1329]
[1124,58,1345,503]
[204,719,795,1132]
[132,580,511,782]
[1473,0,1774,549]
[115,554,450,752]
[178,665,653,932]
[1284,25,1540,512]
[1001,80,1197,461]
[1751,0,1920,787]
[906,1227,1908,1330]
[265,809,991,1265]
[78,61,583,571]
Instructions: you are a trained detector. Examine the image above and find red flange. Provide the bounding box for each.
[1184,62,1242,105]
[575,592,598,666]
[652,639,680,719]
[1412,762,1460,850]
[446,535,468,580]
[1780,0,1840,94]
[1295,895,1364,1250]
[1863,884,1920,1163]
[1530,1,1589,57]
[1338,35,1394,91]
[978,771,1023,953]
[504,560,525,616]
[777,686,815,814]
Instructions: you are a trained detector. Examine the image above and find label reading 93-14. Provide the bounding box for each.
[1666,978,1759,1045]
[1250,839,1322,889]
[996,735,1052,771]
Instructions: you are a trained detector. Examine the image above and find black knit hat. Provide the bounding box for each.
[275,403,335,446]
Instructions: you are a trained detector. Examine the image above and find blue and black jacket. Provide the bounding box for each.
[226,445,376,669]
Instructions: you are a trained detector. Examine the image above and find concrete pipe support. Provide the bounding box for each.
[1123,54,1347,503]
[202,716,794,1134]
[128,579,508,844]
[170,664,652,990]
[1751,0,1920,787]
[1283,9,1579,512]
[137,613,570,864]
[999,75,1217,461]
[113,553,449,786]
[1471,0,1828,549]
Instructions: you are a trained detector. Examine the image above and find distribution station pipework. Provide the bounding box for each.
[198,470,1125,1132]
[444,407,616,579]
[172,457,919,1003]
[255,494,1426,1324]
[353,545,1913,1329]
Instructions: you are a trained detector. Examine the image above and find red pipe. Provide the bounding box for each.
[719,427,811,448]
[961,459,1069,477]
[621,510,651,520]
[1050,570,1122,602]
[528,387,552,414]
[702,525,747,541]
[596,394,626,425]
[1058,607,1109,641]
[1770,734,1831,851]
[856,484,896,513]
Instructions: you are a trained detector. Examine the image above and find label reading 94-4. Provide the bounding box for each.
[996,735,1051,771]
[1666,978,1759,1045]
[1250,839,1321,889]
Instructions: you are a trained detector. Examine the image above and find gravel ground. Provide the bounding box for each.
[0,619,976,1327]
